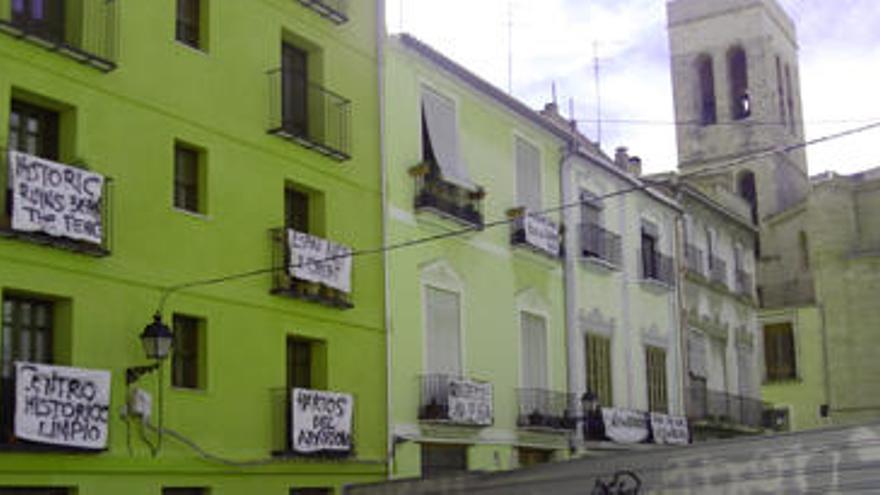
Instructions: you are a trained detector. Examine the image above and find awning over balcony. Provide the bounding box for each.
[421,87,475,191]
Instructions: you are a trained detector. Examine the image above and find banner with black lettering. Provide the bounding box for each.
[291,388,353,455]
[601,407,649,444]
[523,212,560,257]
[448,378,493,426]
[14,362,111,450]
[8,151,105,245]
[287,229,352,293]
[650,413,689,445]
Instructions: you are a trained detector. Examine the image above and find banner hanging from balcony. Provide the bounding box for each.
[287,229,353,293]
[601,407,649,444]
[448,378,493,426]
[523,212,560,257]
[8,151,105,245]
[291,388,353,454]
[650,413,689,445]
[14,361,111,450]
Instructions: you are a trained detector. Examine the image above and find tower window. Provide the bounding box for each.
[697,55,717,125]
[776,56,786,126]
[737,170,758,225]
[728,46,750,120]
[785,64,796,134]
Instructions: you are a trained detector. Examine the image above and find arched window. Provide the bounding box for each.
[728,46,750,120]
[737,170,758,225]
[697,54,717,125]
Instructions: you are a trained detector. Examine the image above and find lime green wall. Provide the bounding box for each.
[0,0,386,492]
[384,38,570,478]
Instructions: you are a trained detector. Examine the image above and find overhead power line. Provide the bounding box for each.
[572,117,880,127]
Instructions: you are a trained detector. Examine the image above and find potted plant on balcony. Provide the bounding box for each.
[468,187,486,201]
[408,162,431,178]
[527,409,546,428]
[422,398,446,421]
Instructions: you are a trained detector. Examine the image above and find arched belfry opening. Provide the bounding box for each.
[728,46,750,120]
[697,54,717,125]
[738,170,758,225]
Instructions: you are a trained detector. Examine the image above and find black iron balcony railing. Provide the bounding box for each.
[0,0,118,71]
[581,222,622,267]
[735,269,753,298]
[687,385,765,430]
[1,156,112,257]
[267,68,351,161]
[412,167,484,229]
[269,228,353,309]
[639,250,676,287]
[684,244,704,277]
[297,0,349,24]
[269,387,354,458]
[516,388,577,431]
[709,257,727,287]
[510,211,562,259]
[419,374,493,426]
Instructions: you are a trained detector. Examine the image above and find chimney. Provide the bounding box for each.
[628,156,643,177]
[614,147,629,170]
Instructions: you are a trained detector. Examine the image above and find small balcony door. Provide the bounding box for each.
[281,43,309,138]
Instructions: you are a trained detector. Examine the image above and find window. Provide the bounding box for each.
[586,334,612,407]
[421,443,467,478]
[172,314,205,390]
[687,330,707,381]
[420,87,472,188]
[281,42,309,138]
[424,286,461,376]
[641,226,659,279]
[164,489,209,495]
[287,337,326,390]
[799,231,810,270]
[290,489,332,495]
[515,137,541,211]
[697,54,717,125]
[728,46,750,120]
[284,184,324,236]
[520,312,547,390]
[764,323,796,381]
[645,346,668,413]
[11,0,65,43]
[737,347,753,398]
[705,227,715,268]
[709,337,728,392]
[0,489,72,495]
[785,64,796,133]
[737,171,758,225]
[174,143,204,214]
[176,0,204,49]
[9,99,60,160]
[518,447,553,467]
[776,56,786,126]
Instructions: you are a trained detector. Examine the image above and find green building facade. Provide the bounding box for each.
[0,0,387,493]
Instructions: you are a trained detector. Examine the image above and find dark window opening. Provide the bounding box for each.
[737,171,758,225]
[697,55,717,125]
[164,488,209,495]
[287,337,317,390]
[11,0,65,43]
[9,99,60,160]
[290,489,332,495]
[641,230,658,278]
[281,43,309,138]
[799,231,810,270]
[285,187,310,233]
[421,443,467,478]
[175,0,202,49]
[174,143,202,213]
[776,56,786,126]
[172,314,203,390]
[519,448,553,467]
[646,346,668,413]
[586,334,612,407]
[764,323,797,381]
[728,46,750,120]
[0,489,71,495]
[785,65,796,134]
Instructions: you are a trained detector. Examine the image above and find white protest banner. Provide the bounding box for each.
[291,388,353,454]
[287,229,352,293]
[14,361,111,450]
[8,151,105,245]
[523,212,560,257]
[448,378,493,426]
[650,413,690,445]
[601,407,649,444]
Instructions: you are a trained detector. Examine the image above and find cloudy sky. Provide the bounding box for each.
[387,0,880,176]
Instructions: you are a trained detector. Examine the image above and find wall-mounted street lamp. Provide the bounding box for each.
[126,312,173,456]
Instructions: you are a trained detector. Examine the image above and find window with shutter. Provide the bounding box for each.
[645,346,668,413]
[424,286,461,376]
[515,137,541,212]
[763,323,796,381]
[520,312,547,390]
[586,334,612,407]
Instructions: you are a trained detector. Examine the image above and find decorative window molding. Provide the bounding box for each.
[579,307,615,338]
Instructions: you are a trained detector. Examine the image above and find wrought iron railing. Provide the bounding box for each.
[0,156,112,257]
[684,244,704,277]
[269,228,353,309]
[418,374,493,426]
[581,222,622,267]
[735,270,753,298]
[266,68,351,161]
[297,0,349,24]
[516,388,577,431]
[412,170,484,229]
[639,250,676,287]
[709,257,727,287]
[687,385,765,429]
[0,0,118,71]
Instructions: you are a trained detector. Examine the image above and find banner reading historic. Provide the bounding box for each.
[291,388,353,454]
[448,378,493,426]
[8,151,105,245]
[14,362,112,450]
[523,212,560,257]
[287,229,353,293]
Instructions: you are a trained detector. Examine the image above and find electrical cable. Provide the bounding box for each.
[571,117,880,127]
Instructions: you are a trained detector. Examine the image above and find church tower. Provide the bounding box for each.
[667,0,810,222]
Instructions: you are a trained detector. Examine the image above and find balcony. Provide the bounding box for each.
[687,385,765,431]
[581,222,622,267]
[509,209,562,259]
[735,270,753,299]
[516,389,576,432]
[269,387,354,458]
[0,0,118,71]
[684,244,704,278]
[267,68,351,161]
[639,250,675,287]
[297,0,349,24]
[419,374,493,427]
[1,153,112,256]
[269,228,353,309]
[411,164,484,229]
[709,257,727,287]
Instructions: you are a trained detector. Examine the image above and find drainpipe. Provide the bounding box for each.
[559,140,579,444]
[375,0,394,479]
[818,302,832,419]
[672,187,689,417]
